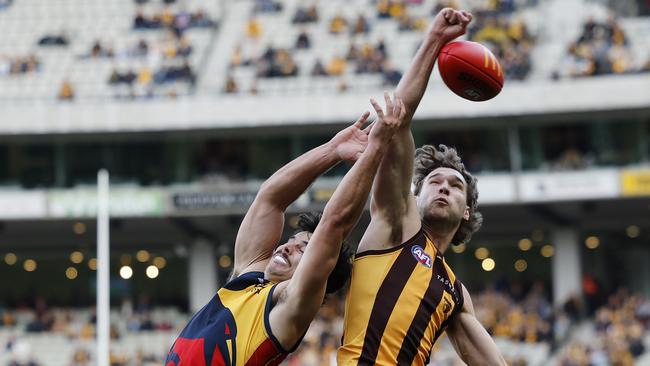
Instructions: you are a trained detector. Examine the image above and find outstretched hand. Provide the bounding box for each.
[368,91,407,144]
[430,8,472,43]
[331,111,372,161]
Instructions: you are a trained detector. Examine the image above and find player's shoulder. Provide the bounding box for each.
[357,218,423,254]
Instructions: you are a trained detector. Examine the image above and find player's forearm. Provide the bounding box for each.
[259,142,339,209]
[395,35,445,118]
[323,142,388,236]
[455,315,507,366]
[371,129,414,211]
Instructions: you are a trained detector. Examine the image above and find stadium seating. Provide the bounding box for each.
[1,0,649,100]
[0,0,219,101]
[0,306,187,366]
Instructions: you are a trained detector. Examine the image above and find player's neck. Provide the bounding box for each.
[421,221,457,254]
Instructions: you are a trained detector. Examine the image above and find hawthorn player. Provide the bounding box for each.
[338,8,507,366]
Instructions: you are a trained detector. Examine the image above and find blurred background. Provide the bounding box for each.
[0,0,649,365]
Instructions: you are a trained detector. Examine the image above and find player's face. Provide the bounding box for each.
[264,231,311,283]
[416,167,470,226]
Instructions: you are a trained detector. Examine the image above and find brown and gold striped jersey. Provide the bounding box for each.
[337,227,464,366]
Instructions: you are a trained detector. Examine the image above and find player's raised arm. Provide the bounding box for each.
[361,9,472,249]
[232,112,371,276]
[446,285,507,365]
[270,96,408,348]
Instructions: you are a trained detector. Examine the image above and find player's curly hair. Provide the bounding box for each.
[295,212,354,294]
[412,144,483,245]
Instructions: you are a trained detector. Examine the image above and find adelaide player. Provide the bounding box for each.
[337,8,507,366]
[165,94,408,366]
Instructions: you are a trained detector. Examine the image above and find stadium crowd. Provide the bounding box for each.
[225,0,538,95]
[0,55,40,76]
[558,288,650,366]
[2,283,650,365]
[99,2,216,99]
[554,14,640,78]
[0,298,183,366]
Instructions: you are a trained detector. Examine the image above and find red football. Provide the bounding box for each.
[438,40,504,101]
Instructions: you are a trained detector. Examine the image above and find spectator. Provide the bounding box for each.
[292,5,318,24]
[133,10,150,29]
[245,17,262,40]
[177,36,193,57]
[254,0,282,13]
[224,75,238,93]
[382,62,402,86]
[191,8,216,28]
[88,40,114,58]
[5,54,41,75]
[311,59,328,76]
[137,67,153,87]
[389,0,406,18]
[326,56,346,76]
[173,9,192,36]
[555,14,637,79]
[90,40,103,57]
[70,349,90,366]
[38,34,69,46]
[58,80,75,101]
[134,39,149,57]
[329,12,347,34]
[345,44,358,62]
[352,15,370,34]
[377,0,391,18]
[295,31,311,49]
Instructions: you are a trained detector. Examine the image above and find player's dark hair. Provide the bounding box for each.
[412,144,483,245]
[295,212,354,294]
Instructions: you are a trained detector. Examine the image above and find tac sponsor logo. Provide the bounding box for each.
[411,245,432,268]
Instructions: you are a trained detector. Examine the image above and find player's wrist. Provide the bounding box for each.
[424,29,446,44]
[422,34,446,56]
[366,139,390,155]
[324,139,344,161]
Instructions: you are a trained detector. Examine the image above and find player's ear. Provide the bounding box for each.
[463,207,470,221]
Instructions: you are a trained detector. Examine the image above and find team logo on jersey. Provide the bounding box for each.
[165,310,237,366]
[411,245,432,268]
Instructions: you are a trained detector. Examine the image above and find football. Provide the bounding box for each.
[438,40,505,101]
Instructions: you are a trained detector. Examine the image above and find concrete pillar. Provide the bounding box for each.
[188,239,218,312]
[552,228,582,307]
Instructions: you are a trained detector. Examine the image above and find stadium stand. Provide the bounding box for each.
[0,0,219,101]
[1,0,648,99]
[0,303,188,366]
[222,0,542,96]
[0,0,649,365]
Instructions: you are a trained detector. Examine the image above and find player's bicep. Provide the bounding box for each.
[233,199,284,273]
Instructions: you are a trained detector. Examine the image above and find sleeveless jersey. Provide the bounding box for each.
[338,228,464,366]
[165,272,292,366]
